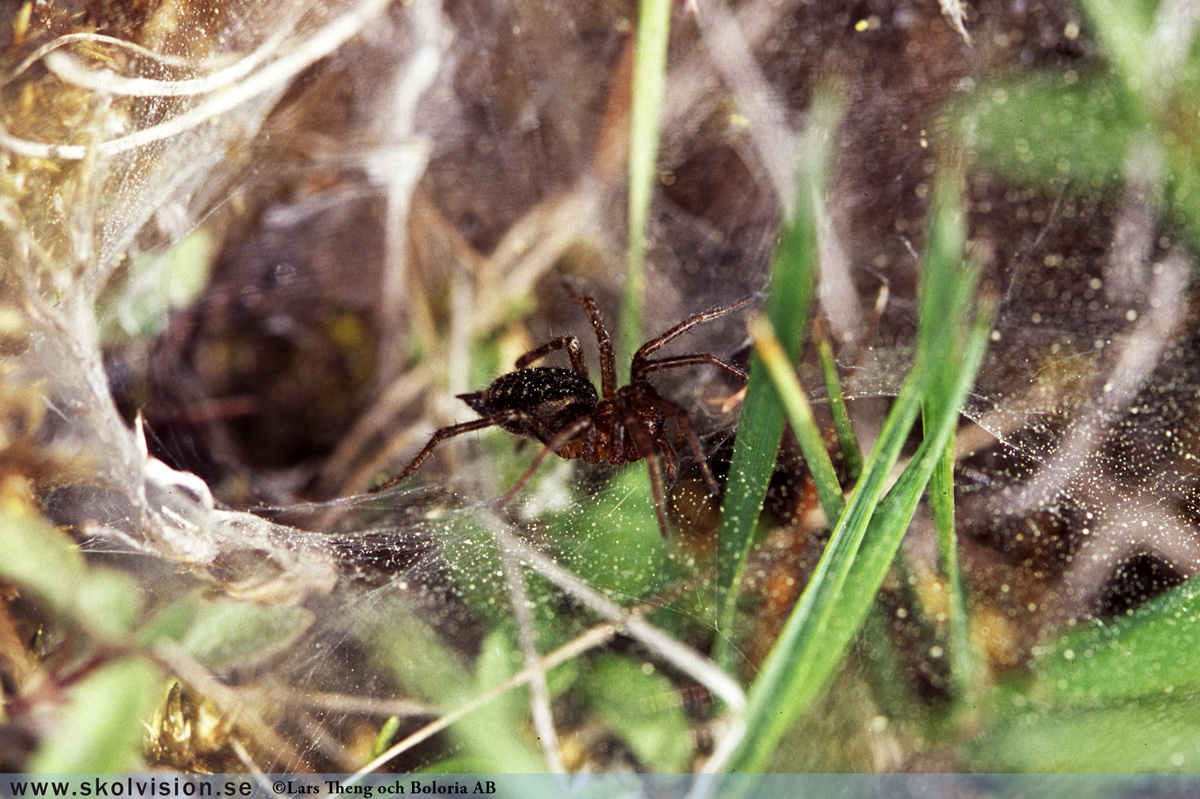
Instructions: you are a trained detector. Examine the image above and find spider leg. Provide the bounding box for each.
[644,453,672,538]
[499,416,595,508]
[642,395,721,496]
[584,421,598,462]
[622,416,672,537]
[563,280,617,398]
[607,406,623,465]
[633,353,747,382]
[632,294,753,365]
[659,432,679,481]
[514,335,590,378]
[370,412,526,493]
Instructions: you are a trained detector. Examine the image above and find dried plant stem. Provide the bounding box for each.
[0,0,390,161]
[498,541,566,772]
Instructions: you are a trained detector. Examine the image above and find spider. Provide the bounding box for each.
[371,282,752,536]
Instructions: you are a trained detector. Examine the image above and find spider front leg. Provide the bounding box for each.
[632,294,753,366]
[633,353,747,382]
[644,453,672,538]
[371,411,529,493]
[514,335,589,378]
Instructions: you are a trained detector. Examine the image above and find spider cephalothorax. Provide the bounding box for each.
[372,281,752,535]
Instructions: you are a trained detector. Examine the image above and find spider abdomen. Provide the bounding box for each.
[458,366,598,444]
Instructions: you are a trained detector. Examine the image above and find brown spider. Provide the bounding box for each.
[372,282,752,535]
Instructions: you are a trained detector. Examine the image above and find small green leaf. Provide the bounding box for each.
[954,74,1138,187]
[175,599,312,671]
[369,716,402,761]
[364,601,543,771]
[447,630,545,773]
[1031,575,1200,705]
[976,690,1200,771]
[100,229,215,342]
[0,502,86,616]
[135,596,201,647]
[0,502,141,639]
[75,568,144,639]
[30,657,160,772]
[474,630,525,723]
[551,466,667,599]
[582,655,693,771]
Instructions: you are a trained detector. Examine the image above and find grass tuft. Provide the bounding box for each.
[714,91,841,656]
[718,168,990,774]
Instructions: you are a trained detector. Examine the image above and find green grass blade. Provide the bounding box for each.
[928,413,977,702]
[715,94,841,654]
[726,304,991,774]
[1075,0,1156,106]
[619,0,672,370]
[750,315,844,523]
[720,173,988,773]
[721,357,931,772]
[917,173,968,345]
[975,691,1200,771]
[919,173,978,702]
[815,326,863,480]
[813,307,990,699]
[369,716,402,761]
[1029,573,1200,705]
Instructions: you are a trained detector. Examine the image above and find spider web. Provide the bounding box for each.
[5,0,1200,776]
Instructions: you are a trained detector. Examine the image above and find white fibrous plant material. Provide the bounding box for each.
[2,0,401,597]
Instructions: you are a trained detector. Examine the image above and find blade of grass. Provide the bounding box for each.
[619,0,672,370]
[804,306,991,716]
[814,324,863,481]
[369,716,402,761]
[724,301,991,774]
[1074,0,1156,109]
[927,411,977,702]
[718,173,989,774]
[917,173,968,344]
[714,94,841,656]
[749,315,843,523]
[1028,572,1200,705]
[975,690,1200,771]
[720,351,932,772]
[918,174,978,702]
